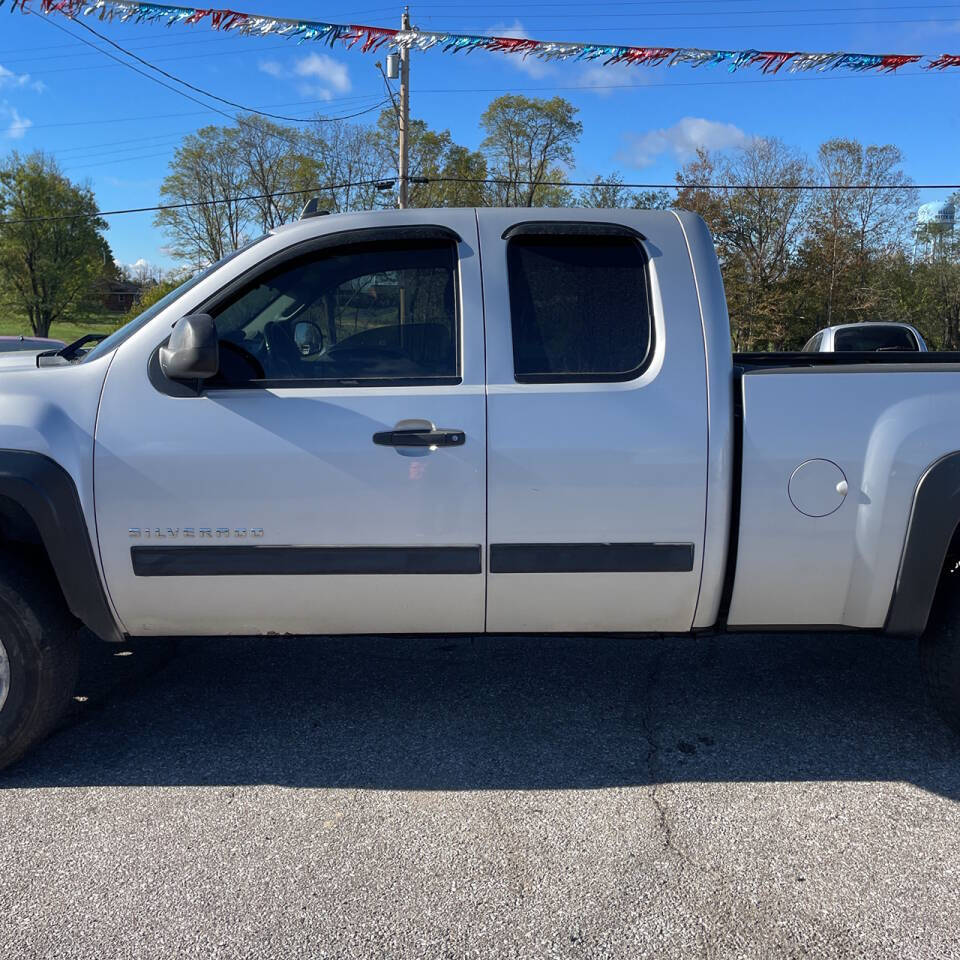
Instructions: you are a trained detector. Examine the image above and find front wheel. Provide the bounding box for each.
[920,562,960,734]
[0,555,79,771]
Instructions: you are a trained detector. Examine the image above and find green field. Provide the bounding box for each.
[0,309,125,344]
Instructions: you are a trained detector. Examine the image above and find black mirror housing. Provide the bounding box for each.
[159,314,219,380]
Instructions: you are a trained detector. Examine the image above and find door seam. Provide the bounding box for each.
[476,207,490,634]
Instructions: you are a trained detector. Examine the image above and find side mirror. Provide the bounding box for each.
[159,314,219,380]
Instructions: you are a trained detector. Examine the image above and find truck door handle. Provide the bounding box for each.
[373,427,465,448]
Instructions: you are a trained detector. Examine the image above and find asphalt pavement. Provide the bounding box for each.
[1,629,958,959]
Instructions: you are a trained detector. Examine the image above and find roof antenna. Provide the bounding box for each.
[300,198,330,220]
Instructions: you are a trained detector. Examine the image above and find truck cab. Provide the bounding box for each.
[92,208,726,637]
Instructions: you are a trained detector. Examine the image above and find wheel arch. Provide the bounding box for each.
[0,450,124,643]
[886,451,960,638]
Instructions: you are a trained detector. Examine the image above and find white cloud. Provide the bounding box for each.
[258,53,352,101]
[295,53,351,101]
[577,64,649,96]
[618,117,751,169]
[258,59,285,79]
[1,104,31,140]
[486,21,553,79]
[578,66,615,95]
[0,63,45,94]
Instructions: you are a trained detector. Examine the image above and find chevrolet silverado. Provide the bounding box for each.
[2,207,960,769]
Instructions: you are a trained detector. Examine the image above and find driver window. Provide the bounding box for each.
[210,239,459,385]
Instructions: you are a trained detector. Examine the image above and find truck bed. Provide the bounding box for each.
[724,352,960,631]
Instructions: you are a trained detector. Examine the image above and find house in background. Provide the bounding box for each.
[100,278,149,313]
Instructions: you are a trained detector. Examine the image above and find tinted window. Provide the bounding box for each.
[506,237,651,382]
[833,325,918,352]
[210,241,459,385]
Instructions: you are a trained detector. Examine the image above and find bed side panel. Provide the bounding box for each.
[727,367,960,629]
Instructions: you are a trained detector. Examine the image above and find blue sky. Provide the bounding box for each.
[1,0,958,269]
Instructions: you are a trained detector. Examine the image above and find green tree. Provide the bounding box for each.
[236,115,321,231]
[304,118,389,214]
[851,144,917,280]
[673,148,728,236]
[578,172,671,210]
[677,139,812,351]
[122,268,192,323]
[792,139,916,330]
[913,197,960,350]
[0,151,111,337]
[156,125,252,268]
[577,173,633,208]
[631,189,673,211]
[480,95,582,207]
[436,144,489,206]
[372,110,488,207]
[799,139,862,328]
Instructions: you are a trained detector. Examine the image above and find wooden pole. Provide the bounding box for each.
[398,7,411,209]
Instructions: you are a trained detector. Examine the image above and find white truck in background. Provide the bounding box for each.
[2,206,960,770]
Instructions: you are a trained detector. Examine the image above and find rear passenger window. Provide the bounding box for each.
[506,236,652,382]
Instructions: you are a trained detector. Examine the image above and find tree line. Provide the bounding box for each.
[151,96,668,267]
[675,138,958,350]
[0,93,957,348]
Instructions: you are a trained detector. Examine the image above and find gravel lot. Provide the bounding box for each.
[1,630,958,959]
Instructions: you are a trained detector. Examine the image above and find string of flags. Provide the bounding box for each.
[6,0,960,74]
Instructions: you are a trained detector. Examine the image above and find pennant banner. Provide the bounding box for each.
[6,0,960,74]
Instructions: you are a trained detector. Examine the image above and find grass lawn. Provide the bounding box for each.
[0,308,126,344]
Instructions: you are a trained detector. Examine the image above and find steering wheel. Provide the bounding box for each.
[262,321,303,378]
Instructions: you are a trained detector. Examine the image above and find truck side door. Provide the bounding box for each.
[478,210,709,633]
[94,214,486,636]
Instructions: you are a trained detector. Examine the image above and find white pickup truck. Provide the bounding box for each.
[2,207,960,769]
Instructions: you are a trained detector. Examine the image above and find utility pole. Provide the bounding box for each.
[398,6,411,209]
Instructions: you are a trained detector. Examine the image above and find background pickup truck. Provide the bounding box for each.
[2,207,960,770]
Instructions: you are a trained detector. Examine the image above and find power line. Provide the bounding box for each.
[413,71,938,96]
[14,0,959,73]
[413,0,959,6]
[0,177,952,226]
[420,4,960,17]
[30,12,237,124]
[418,15,960,30]
[26,93,390,131]
[0,31,275,62]
[0,2,399,54]
[62,149,184,173]
[18,63,946,136]
[29,10,389,125]
[0,180,387,225]
[63,14,328,124]
[4,41,295,74]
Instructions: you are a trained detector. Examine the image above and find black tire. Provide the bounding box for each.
[0,551,80,771]
[920,563,960,734]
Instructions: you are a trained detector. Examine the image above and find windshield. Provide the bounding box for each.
[83,236,269,364]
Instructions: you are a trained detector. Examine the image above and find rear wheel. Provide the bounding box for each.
[920,562,960,734]
[0,554,79,771]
